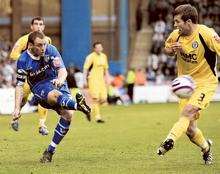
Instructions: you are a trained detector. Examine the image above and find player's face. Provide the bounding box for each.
[31,20,45,32]
[174,15,191,36]
[94,44,103,54]
[30,37,46,57]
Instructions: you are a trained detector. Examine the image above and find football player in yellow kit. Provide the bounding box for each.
[10,16,51,135]
[83,42,109,123]
[156,4,220,165]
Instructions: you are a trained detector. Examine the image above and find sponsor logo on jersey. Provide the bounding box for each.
[29,64,50,76]
[180,52,198,64]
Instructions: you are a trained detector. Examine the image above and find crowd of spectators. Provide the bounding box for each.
[148,0,220,33]
[147,0,220,84]
[0,38,16,88]
[1,0,219,104]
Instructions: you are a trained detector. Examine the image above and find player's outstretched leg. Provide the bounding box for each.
[157,115,190,156]
[40,117,70,163]
[202,139,213,165]
[75,93,91,121]
[157,139,174,156]
[56,92,91,121]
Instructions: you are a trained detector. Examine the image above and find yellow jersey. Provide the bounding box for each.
[165,24,220,85]
[83,52,109,84]
[10,33,52,60]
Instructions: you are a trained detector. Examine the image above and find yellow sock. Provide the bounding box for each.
[38,104,48,127]
[92,103,101,120]
[166,116,190,141]
[189,128,209,150]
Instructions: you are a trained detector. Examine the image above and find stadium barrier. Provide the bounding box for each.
[0,88,37,115]
[1,85,220,114]
[134,84,220,103]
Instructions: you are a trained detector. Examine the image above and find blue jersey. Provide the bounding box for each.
[16,44,65,91]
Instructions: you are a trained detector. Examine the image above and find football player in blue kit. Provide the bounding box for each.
[12,31,91,163]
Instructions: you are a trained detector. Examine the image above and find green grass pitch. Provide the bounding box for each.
[0,102,220,174]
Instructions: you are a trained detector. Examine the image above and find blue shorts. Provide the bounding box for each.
[31,80,71,110]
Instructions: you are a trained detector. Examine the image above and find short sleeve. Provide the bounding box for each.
[200,27,220,56]
[83,55,93,70]
[50,45,65,70]
[16,56,27,85]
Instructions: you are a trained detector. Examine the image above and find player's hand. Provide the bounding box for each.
[11,120,19,131]
[51,79,64,88]
[83,83,88,89]
[171,42,184,53]
[11,109,21,131]
[83,81,88,89]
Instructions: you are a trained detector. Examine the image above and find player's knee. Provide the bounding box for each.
[186,125,196,138]
[181,105,199,120]
[60,110,73,122]
[47,90,62,104]
[100,99,107,105]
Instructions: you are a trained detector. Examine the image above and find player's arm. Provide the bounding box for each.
[164,30,182,56]
[12,61,27,121]
[10,37,27,60]
[104,69,110,85]
[83,69,89,88]
[103,55,110,85]
[83,55,93,88]
[204,29,220,56]
[50,46,67,88]
[56,67,67,87]
[13,86,24,120]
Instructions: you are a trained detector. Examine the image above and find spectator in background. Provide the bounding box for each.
[135,68,147,86]
[136,0,143,31]
[74,67,84,89]
[66,66,85,101]
[112,73,124,90]
[126,69,135,103]
[1,58,15,87]
[66,66,77,90]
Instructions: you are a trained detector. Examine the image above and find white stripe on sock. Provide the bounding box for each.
[50,141,57,147]
[58,122,68,129]
[55,129,64,137]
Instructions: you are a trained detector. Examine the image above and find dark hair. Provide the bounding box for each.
[174,4,198,24]
[28,31,45,44]
[93,41,102,48]
[31,16,44,25]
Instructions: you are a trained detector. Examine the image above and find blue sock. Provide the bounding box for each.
[48,117,71,153]
[57,94,77,110]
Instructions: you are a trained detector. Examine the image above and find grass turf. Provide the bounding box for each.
[0,102,220,174]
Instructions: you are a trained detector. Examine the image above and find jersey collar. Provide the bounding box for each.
[27,50,41,60]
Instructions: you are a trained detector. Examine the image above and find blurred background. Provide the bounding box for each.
[0,0,220,113]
